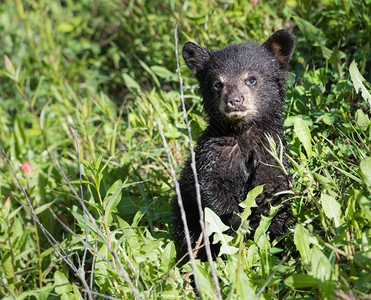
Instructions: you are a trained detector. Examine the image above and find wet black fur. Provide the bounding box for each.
[173,30,295,261]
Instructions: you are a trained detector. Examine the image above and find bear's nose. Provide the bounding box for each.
[227,94,243,108]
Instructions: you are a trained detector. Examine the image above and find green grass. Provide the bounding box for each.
[0,0,370,299]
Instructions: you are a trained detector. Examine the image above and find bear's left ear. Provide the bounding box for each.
[263,29,295,69]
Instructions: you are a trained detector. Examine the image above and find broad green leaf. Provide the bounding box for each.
[294,117,312,159]
[104,179,125,225]
[284,274,320,288]
[254,204,279,242]
[349,60,371,106]
[57,22,74,33]
[238,185,263,228]
[310,248,332,281]
[8,206,22,219]
[354,189,371,223]
[321,193,342,227]
[355,109,370,131]
[245,244,258,269]
[313,172,336,197]
[1,253,14,280]
[54,270,72,298]
[323,113,335,126]
[196,264,217,299]
[254,215,271,242]
[69,208,96,232]
[205,208,238,255]
[151,65,177,80]
[293,16,333,59]
[360,156,371,189]
[237,270,256,299]
[34,201,54,215]
[72,284,83,300]
[294,224,311,266]
[95,245,108,277]
[160,242,176,271]
[3,285,54,300]
[122,73,140,91]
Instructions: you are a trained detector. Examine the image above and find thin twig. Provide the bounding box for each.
[155,118,202,296]
[82,290,121,300]
[72,128,89,269]
[183,233,203,286]
[10,194,94,300]
[150,241,206,297]
[47,207,116,272]
[50,151,141,299]
[256,255,288,297]
[174,20,222,299]
[0,148,95,300]
[90,220,104,291]
[0,277,17,300]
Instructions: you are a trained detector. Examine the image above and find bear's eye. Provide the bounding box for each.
[213,81,223,91]
[245,77,257,86]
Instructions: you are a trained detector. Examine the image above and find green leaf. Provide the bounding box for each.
[238,185,262,228]
[354,189,371,223]
[349,60,371,106]
[34,201,54,215]
[54,270,72,298]
[72,284,83,300]
[205,208,238,255]
[57,22,74,33]
[284,274,320,288]
[310,248,332,281]
[8,206,22,219]
[122,73,140,91]
[321,193,342,227]
[1,252,14,281]
[355,109,370,131]
[151,65,177,80]
[160,242,176,271]
[104,179,125,225]
[294,224,311,266]
[360,156,371,189]
[294,117,312,159]
[196,264,217,299]
[237,270,256,299]
[254,215,272,242]
[293,16,333,59]
[313,172,336,197]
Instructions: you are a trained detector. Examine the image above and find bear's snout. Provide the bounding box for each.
[227,94,243,109]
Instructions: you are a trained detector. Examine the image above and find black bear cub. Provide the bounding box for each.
[173,30,295,262]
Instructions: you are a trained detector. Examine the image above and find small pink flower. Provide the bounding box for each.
[20,161,31,175]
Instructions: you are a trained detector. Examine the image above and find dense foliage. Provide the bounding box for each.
[0,0,370,299]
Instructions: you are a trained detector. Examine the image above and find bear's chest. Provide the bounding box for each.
[195,136,253,187]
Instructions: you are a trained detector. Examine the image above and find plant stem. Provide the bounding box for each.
[5,215,17,287]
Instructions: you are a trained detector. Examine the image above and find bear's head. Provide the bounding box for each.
[183,30,295,131]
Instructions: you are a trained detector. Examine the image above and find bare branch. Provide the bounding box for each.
[174,20,222,299]
[71,127,89,269]
[50,151,141,299]
[155,118,201,295]
[0,277,17,300]
[0,147,95,300]
[256,255,288,297]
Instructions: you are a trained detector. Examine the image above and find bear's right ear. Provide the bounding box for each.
[182,42,210,75]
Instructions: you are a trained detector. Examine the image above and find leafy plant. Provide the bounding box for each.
[0,0,370,299]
